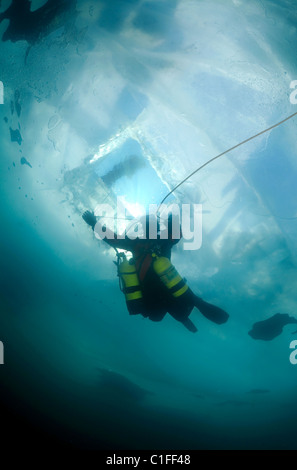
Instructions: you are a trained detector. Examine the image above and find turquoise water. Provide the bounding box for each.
[0,0,297,450]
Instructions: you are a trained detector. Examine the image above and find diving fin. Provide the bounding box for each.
[182,317,198,333]
[194,297,229,324]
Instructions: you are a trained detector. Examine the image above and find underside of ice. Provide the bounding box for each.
[1,0,297,450]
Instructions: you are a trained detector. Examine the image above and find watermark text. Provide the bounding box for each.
[290,80,297,104]
[289,340,297,365]
[0,81,3,105]
[93,197,202,251]
[0,341,4,365]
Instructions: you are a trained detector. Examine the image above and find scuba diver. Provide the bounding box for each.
[82,210,229,333]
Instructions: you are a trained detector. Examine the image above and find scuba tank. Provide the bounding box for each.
[117,254,144,315]
[152,254,189,299]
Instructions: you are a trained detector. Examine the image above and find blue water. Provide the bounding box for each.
[0,0,297,450]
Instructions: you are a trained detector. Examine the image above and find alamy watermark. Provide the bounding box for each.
[0,81,4,105]
[290,80,297,104]
[93,197,202,251]
[0,341,4,365]
[288,83,297,363]
[289,340,297,365]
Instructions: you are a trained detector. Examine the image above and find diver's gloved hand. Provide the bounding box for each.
[82,210,97,230]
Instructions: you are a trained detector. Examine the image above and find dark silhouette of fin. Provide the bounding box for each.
[182,317,198,333]
[194,296,229,324]
[249,313,297,341]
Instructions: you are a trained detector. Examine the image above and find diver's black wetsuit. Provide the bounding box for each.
[102,227,187,324]
[82,211,229,332]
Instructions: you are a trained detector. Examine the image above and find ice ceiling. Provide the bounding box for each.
[1,0,297,449]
